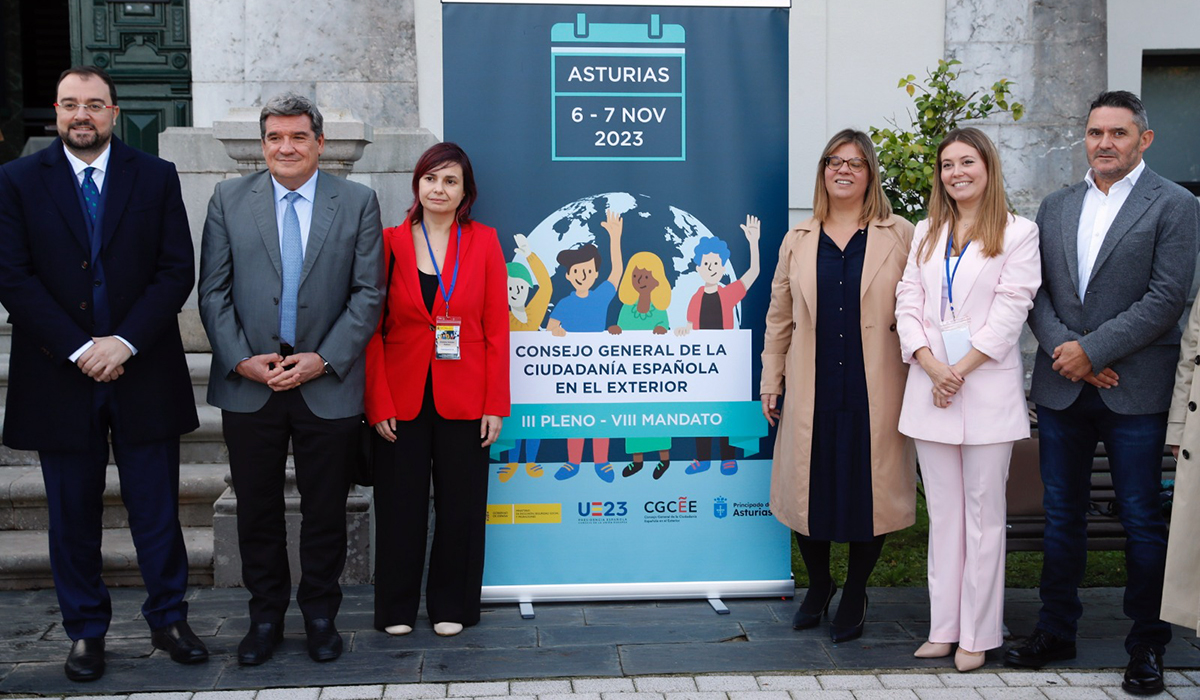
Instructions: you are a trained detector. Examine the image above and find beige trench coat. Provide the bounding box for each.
[761,214,917,537]
[1163,298,1200,634]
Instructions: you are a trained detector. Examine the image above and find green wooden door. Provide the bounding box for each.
[70,0,190,155]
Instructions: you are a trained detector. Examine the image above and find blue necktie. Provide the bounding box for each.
[81,167,100,223]
[280,191,302,346]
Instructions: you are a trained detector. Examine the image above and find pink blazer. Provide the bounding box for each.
[895,215,1040,445]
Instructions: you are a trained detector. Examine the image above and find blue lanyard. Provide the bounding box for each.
[420,220,461,314]
[945,232,970,317]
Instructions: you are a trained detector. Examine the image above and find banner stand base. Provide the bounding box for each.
[519,602,536,619]
[707,598,730,615]
[483,578,795,604]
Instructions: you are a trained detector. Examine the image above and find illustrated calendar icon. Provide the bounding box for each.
[550,13,686,161]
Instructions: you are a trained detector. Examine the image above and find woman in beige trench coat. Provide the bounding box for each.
[1163,298,1200,634]
[761,129,916,643]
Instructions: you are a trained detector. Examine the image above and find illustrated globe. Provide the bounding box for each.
[520,192,745,330]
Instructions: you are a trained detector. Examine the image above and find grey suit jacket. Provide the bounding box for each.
[1028,166,1200,414]
[198,169,383,419]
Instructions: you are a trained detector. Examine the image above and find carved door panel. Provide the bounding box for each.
[71,0,190,155]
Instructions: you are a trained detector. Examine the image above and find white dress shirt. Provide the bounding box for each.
[271,170,319,257]
[63,143,137,362]
[1077,159,1146,298]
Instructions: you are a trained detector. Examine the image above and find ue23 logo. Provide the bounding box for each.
[579,501,628,517]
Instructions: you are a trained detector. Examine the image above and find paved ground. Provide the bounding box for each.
[1,586,1198,698]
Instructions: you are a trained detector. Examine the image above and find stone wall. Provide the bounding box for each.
[190,0,419,130]
[944,0,1107,218]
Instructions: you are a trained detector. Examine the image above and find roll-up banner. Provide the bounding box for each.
[442,0,792,602]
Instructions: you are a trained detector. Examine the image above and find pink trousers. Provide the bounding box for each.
[915,439,1013,652]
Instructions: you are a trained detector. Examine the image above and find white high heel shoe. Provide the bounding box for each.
[433,622,464,637]
[384,624,412,636]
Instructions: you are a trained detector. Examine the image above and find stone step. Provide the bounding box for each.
[0,404,227,466]
[0,527,213,590]
[0,464,228,530]
[0,351,213,405]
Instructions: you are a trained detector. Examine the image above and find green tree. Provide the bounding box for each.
[870,59,1025,223]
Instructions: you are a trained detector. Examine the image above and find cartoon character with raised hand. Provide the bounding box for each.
[546,210,624,482]
[610,251,673,478]
[677,214,762,476]
[500,233,552,483]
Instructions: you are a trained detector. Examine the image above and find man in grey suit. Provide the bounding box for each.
[1010,91,1200,695]
[198,93,382,665]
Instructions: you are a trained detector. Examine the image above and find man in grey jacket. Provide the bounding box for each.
[198,93,382,666]
[1010,91,1200,696]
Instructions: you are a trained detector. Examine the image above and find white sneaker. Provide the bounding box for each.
[384,624,412,636]
[433,622,464,637]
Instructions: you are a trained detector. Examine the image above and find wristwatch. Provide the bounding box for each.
[322,360,332,376]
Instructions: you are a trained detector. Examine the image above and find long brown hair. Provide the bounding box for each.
[918,127,1009,262]
[811,129,893,225]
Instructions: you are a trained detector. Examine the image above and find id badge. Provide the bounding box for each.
[435,315,462,360]
[940,316,972,365]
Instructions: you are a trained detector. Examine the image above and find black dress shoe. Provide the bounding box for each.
[1004,629,1076,669]
[64,637,105,682]
[829,593,868,644]
[238,621,283,666]
[151,620,209,664]
[792,584,837,630]
[305,618,343,662]
[1122,645,1165,696]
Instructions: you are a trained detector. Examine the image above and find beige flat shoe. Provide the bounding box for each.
[433,622,464,637]
[384,624,412,636]
[914,641,953,658]
[955,648,986,672]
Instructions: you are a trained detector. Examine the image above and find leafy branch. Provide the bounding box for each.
[869,59,1024,222]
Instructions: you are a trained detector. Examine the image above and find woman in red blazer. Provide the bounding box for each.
[365,142,509,637]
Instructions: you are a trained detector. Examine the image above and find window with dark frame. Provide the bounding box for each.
[1141,51,1200,196]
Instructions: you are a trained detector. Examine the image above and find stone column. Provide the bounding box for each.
[945,0,1107,383]
[945,0,1107,217]
[213,471,374,588]
[212,108,373,177]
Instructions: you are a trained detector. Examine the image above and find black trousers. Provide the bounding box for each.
[373,398,489,629]
[223,390,357,624]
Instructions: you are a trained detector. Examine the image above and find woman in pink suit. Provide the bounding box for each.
[895,128,1040,671]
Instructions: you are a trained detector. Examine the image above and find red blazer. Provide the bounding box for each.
[365,219,510,423]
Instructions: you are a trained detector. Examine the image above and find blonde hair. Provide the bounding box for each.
[811,129,893,225]
[918,127,1009,262]
[618,252,672,310]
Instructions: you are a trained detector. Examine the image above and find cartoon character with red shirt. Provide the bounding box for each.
[676,215,761,475]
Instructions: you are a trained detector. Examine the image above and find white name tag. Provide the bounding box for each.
[940,317,972,365]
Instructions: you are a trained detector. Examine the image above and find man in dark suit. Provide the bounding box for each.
[198,93,382,665]
[1012,91,1200,695]
[0,66,205,682]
